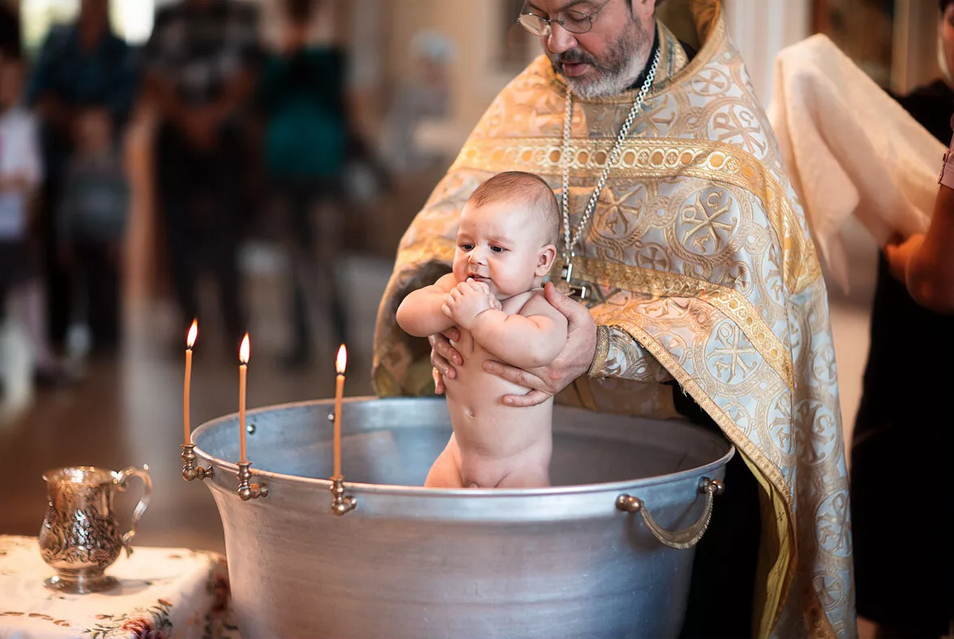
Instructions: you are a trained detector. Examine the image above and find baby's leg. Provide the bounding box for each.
[424,437,464,488]
[495,464,551,489]
[495,445,552,488]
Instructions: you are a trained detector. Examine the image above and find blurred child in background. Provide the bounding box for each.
[0,52,61,422]
[55,106,128,367]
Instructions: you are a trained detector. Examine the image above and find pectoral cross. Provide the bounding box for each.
[559,260,588,301]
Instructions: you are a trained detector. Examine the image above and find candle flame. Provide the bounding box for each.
[239,333,250,365]
[336,344,347,374]
[187,319,198,349]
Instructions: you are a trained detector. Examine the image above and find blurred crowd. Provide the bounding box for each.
[0,0,451,421]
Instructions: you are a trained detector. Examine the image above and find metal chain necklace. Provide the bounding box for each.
[559,46,661,297]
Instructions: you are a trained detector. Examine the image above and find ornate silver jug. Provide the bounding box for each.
[39,465,152,593]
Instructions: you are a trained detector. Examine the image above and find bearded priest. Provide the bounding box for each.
[373,1,855,637]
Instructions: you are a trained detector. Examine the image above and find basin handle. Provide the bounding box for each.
[616,477,725,550]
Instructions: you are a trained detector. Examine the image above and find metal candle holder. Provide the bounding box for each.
[236,461,269,501]
[180,444,213,481]
[329,476,356,516]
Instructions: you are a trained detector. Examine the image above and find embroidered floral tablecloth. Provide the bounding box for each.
[0,535,239,639]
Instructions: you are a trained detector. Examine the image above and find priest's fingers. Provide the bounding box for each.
[483,359,547,393]
[545,281,598,379]
[429,331,462,381]
[544,281,591,324]
[432,367,445,395]
[441,326,461,343]
[501,389,552,408]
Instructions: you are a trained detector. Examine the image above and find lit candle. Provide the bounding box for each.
[239,334,250,463]
[183,319,198,445]
[334,344,347,478]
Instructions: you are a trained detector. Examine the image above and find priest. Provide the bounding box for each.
[373,1,855,636]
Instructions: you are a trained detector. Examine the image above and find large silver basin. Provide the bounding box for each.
[192,396,733,639]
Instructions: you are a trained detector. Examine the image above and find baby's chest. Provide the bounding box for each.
[452,330,482,360]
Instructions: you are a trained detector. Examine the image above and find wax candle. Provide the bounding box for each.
[334,344,347,478]
[183,319,198,445]
[239,334,250,463]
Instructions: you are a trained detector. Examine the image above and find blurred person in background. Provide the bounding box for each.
[143,0,261,354]
[26,0,138,358]
[258,0,347,368]
[55,108,129,373]
[0,52,63,422]
[850,1,954,636]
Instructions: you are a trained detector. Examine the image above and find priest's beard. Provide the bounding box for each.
[548,21,652,99]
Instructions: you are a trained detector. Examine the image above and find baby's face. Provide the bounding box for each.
[453,199,553,300]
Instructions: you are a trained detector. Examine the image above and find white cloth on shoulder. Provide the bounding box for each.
[767,34,944,292]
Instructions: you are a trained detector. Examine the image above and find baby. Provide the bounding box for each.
[396,171,567,488]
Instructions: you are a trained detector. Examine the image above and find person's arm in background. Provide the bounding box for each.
[885,127,954,313]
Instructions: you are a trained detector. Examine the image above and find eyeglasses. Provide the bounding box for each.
[517,0,612,36]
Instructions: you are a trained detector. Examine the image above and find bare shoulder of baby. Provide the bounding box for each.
[500,288,541,315]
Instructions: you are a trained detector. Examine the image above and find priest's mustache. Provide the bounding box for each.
[552,50,599,67]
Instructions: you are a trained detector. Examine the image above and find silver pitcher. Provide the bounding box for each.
[39,465,152,593]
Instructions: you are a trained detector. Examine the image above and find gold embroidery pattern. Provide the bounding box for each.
[573,256,795,391]
[452,138,819,295]
[588,325,611,377]
[595,326,675,382]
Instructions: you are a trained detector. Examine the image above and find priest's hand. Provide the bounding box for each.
[429,327,462,395]
[483,282,596,407]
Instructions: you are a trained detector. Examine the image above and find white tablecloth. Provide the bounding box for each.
[0,536,238,639]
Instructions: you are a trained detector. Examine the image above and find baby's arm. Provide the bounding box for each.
[396,273,459,337]
[448,284,568,369]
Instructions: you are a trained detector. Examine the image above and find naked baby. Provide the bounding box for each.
[396,171,568,488]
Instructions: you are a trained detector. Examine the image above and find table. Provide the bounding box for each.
[0,536,239,639]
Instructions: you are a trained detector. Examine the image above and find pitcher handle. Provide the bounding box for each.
[616,477,725,550]
[113,464,152,557]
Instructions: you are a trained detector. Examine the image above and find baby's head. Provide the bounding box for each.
[453,171,559,300]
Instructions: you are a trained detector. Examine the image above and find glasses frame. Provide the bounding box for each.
[517,0,613,37]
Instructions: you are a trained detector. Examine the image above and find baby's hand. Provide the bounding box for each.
[441,279,500,329]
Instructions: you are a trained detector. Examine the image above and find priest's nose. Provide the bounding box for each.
[546,24,578,55]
